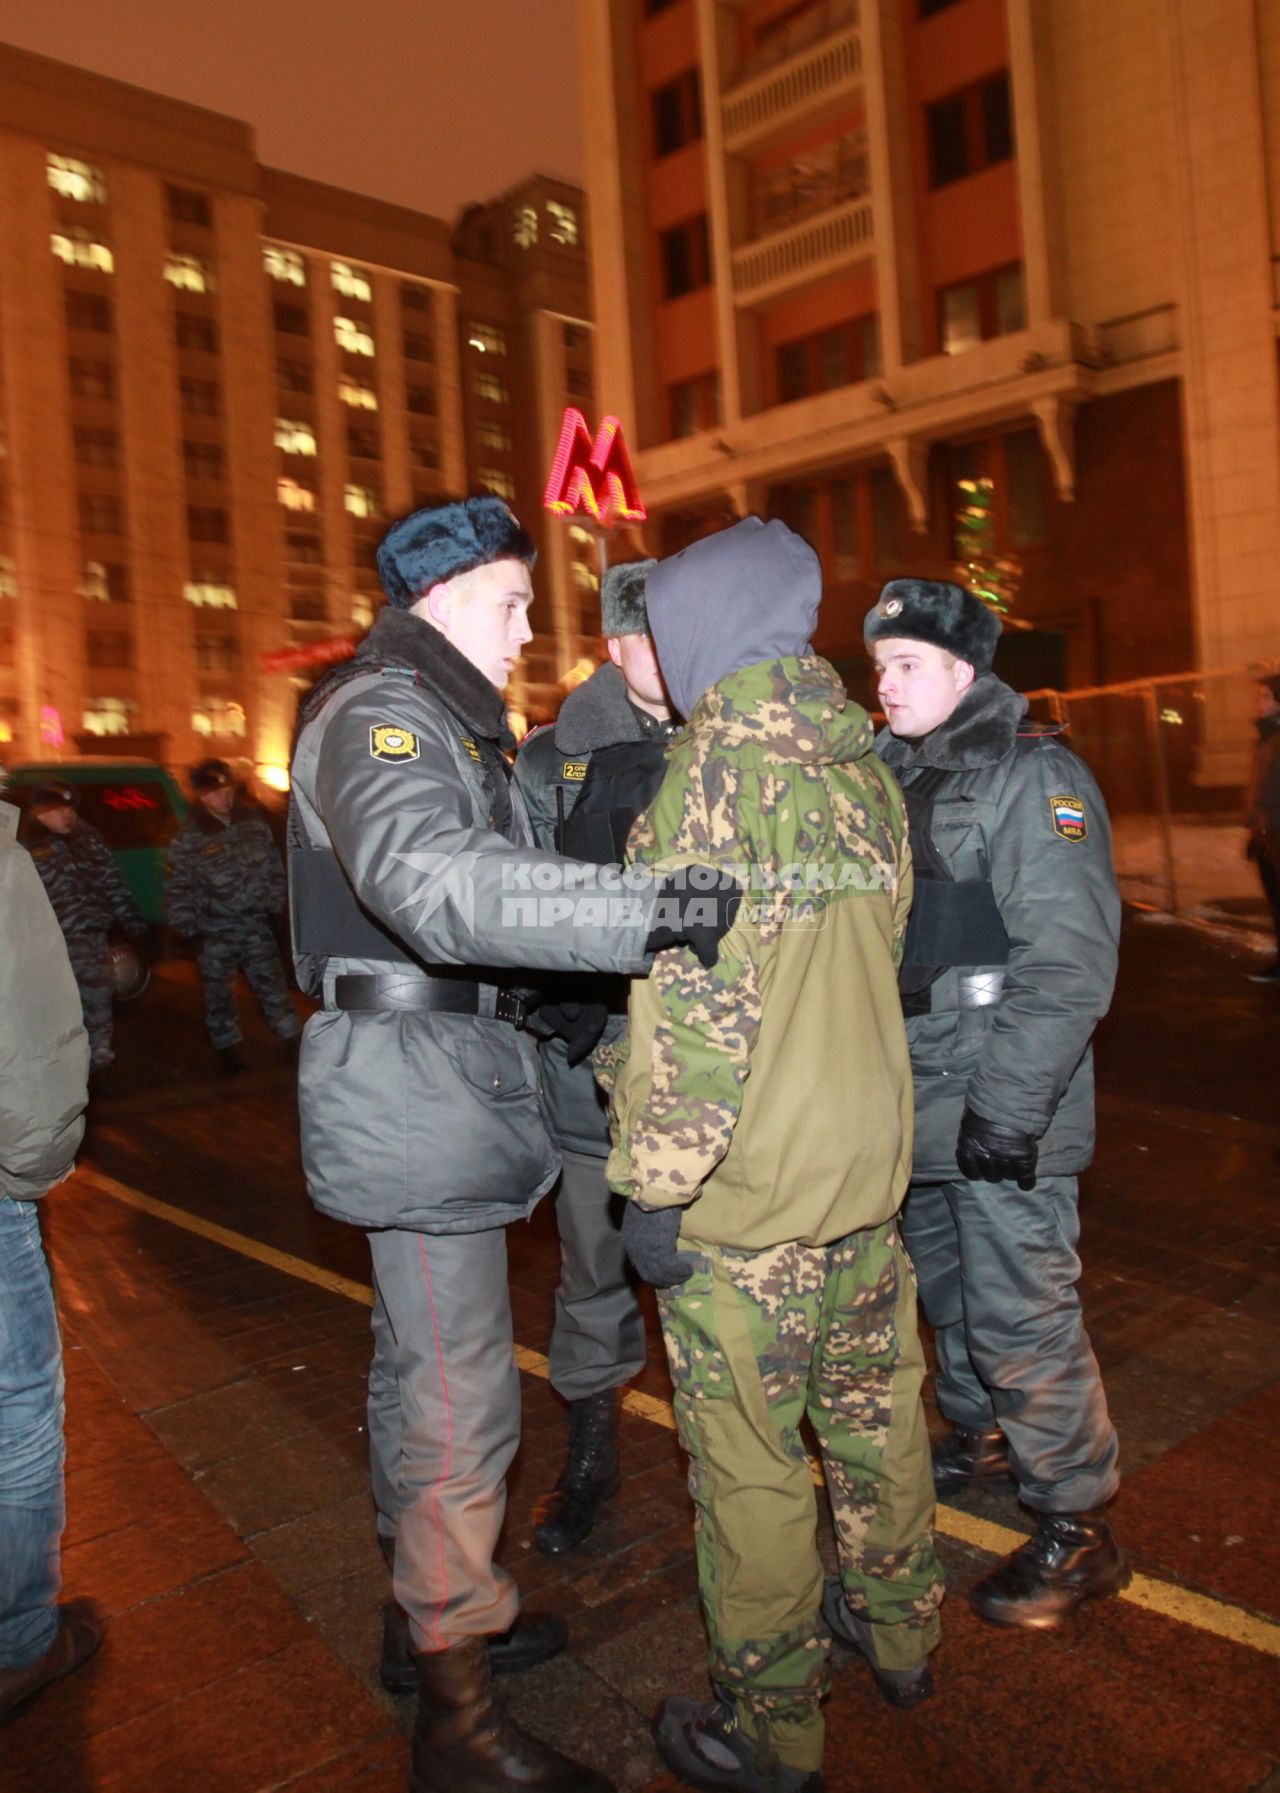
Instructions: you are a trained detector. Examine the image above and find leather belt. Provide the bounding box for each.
[333,974,528,1024]
[901,969,1006,1018]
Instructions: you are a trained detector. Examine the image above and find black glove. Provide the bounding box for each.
[537,1000,610,1068]
[645,866,743,971]
[621,1203,695,1289]
[956,1108,1039,1191]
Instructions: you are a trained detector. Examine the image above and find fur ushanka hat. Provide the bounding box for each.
[600,558,655,639]
[376,496,536,609]
[863,578,1002,675]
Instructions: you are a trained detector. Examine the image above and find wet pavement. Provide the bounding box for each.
[3,910,1278,1792]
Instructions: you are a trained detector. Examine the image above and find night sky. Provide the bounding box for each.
[4,0,584,220]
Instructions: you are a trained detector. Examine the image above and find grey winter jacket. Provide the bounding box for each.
[877,676,1120,1181]
[1,802,89,1200]
[289,615,661,1235]
[28,817,146,941]
[513,663,675,1157]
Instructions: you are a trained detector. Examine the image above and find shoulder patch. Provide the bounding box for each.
[370,724,420,763]
[562,760,588,781]
[1049,793,1087,842]
[459,735,485,764]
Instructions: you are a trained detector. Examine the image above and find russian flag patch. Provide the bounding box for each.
[1049,794,1087,841]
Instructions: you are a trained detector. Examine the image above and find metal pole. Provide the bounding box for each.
[1143,684,1180,916]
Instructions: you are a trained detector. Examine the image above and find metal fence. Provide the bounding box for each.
[1024,663,1280,921]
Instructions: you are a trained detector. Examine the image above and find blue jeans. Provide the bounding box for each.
[0,1198,65,1667]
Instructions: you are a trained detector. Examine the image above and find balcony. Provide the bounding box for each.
[731,196,873,307]
[722,4,862,155]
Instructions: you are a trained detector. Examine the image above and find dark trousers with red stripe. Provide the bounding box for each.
[367,1225,522,1651]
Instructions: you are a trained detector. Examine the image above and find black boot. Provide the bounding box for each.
[653,1693,825,1792]
[378,1535,568,1694]
[410,1636,615,1793]
[820,1577,933,1708]
[931,1425,1013,1496]
[216,1044,247,1078]
[534,1391,620,1557]
[969,1508,1131,1630]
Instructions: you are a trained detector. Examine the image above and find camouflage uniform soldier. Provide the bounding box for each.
[166,760,299,1075]
[25,783,146,1075]
[601,519,944,1793]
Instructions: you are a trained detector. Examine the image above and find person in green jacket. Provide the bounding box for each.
[866,578,1126,1632]
[600,518,944,1793]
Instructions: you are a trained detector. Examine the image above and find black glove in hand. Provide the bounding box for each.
[621,1203,694,1288]
[645,867,743,970]
[956,1108,1039,1191]
[537,1000,610,1068]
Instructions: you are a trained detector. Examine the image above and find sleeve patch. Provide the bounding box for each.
[369,724,420,763]
[1049,794,1087,841]
[562,760,588,782]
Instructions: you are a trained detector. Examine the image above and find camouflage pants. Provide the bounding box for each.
[658,1220,944,1774]
[199,917,300,1050]
[66,930,115,1069]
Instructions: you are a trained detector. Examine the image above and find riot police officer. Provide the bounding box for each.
[866,578,1125,1629]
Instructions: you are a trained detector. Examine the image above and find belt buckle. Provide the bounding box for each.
[494,989,526,1026]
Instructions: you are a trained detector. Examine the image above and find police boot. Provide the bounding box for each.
[969,1508,1131,1630]
[216,1044,247,1078]
[654,1694,825,1793]
[534,1391,620,1557]
[410,1636,614,1793]
[820,1577,933,1709]
[378,1537,569,1693]
[931,1425,1013,1496]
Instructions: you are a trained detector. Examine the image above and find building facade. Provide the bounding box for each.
[0,43,594,774]
[577,0,1280,778]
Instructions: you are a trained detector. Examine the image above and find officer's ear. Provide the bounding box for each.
[417,581,453,631]
[953,657,977,698]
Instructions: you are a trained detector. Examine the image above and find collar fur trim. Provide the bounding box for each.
[554,662,651,755]
[356,607,513,747]
[882,675,1029,771]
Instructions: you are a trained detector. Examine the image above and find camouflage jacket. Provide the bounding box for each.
[599,655,915,1251]
[27,818,146,941]
[166,800,286,936]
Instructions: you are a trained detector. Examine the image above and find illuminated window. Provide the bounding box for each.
[351,592,375,628]
[165,253,215,293]
[275,419,318,455]
[344,483,380,518]
[478,469,516,501]
[939,266,1024,354]
[192,698,246,738]
[69,360,114,400]
[572,559,599,592]
[52,229,113,273]
[335,316,375,356]
[940,282,982,355]
[477,421,512,454]
[265,245,306,286]
[66,292,113,333]
[467,323,507,356]
[513,205,538,249]
[0,696,17,743]
[339,377,378,410]
[0,556,17,601]
[183,578,237,608]
[83,697,136,737]
[188,505,230,541]
[80,561,129,602]
[332,260,373,302]
[473,373,509,405]
[278,478,317,512]
[547,201,579,247]
[48,154,106,204]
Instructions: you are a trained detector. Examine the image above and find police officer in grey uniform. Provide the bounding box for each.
[25,783,147,1082]
[288,498,736,1793]
[167,759,300,1076]
[514,561,675,1556]
[866,579,1126,1630]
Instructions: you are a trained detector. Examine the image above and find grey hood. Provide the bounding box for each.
[645,516,821,719]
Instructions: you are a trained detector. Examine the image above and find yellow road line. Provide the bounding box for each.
[79,1163,1280,1662]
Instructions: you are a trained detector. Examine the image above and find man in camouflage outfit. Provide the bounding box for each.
[601,518,944,1793]
[166,759,299,1075]
[25,783,147,1080]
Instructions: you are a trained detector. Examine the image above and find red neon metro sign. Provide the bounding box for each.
[543,409,647,526]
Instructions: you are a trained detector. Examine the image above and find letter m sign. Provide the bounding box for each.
[543,408,647,525]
